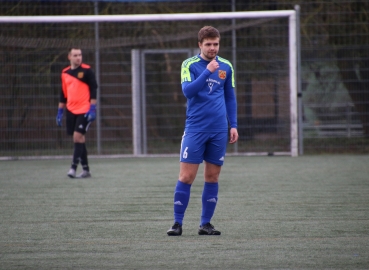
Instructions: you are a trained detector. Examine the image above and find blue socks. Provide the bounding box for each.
[172,181,219,226]
[173,180,191,225]
[200,182,218,226]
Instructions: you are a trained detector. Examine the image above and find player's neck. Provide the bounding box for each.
[70,63,81,70]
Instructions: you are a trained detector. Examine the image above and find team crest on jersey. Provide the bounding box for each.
[77,72,84,79]
[218,70,226,79]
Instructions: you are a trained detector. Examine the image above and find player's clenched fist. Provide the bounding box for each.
[207,59,219,73]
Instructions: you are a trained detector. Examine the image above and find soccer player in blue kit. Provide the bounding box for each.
[167,26,238,236]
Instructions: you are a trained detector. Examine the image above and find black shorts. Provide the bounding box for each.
[65,109,91,136]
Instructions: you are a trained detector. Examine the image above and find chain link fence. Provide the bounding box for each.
[0,0,368,157]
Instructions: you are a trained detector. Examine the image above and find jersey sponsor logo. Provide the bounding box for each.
[77,72,84,79]
[206,78,220,94]
[218,70,226,79]
[208,82,214,94]
[206,78,220,85]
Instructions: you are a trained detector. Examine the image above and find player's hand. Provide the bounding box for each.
[229,128,239,144]
[207,59,219,73]
[56,108,63,127]
[85,104,96,122]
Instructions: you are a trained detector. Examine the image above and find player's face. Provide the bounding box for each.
[199,37,220,61]
[68,49,82,68]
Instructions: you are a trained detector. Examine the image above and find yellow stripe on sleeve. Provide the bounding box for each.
[181,56,201,83]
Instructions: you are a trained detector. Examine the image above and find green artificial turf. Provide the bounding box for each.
[1,155,368,269]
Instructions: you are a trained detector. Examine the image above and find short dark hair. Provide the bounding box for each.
[198,26,220,43]
[68,47,81,53]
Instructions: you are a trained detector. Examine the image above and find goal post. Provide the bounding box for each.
[0,10,299,158]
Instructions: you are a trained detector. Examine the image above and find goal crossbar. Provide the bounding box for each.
[0,11,295,23]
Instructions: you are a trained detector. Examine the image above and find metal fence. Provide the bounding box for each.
[0,0,368,157]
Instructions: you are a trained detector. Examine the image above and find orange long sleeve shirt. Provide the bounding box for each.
[59,63,98,114]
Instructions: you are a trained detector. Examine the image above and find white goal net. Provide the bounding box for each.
[0,11,298,158]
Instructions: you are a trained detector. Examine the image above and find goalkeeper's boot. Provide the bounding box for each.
[67,168,76,178]
[198,223,221,235]
[167,222,182,236]
[77,170,91,178]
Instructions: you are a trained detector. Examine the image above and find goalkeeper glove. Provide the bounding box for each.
[85,104,96,122]
[56,108,63,127]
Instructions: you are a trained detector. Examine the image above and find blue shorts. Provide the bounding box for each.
[179,131,228,166]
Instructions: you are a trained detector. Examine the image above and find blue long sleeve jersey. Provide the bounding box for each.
[181,54,237,133]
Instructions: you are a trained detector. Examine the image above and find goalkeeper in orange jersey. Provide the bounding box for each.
[56,47,98,178]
